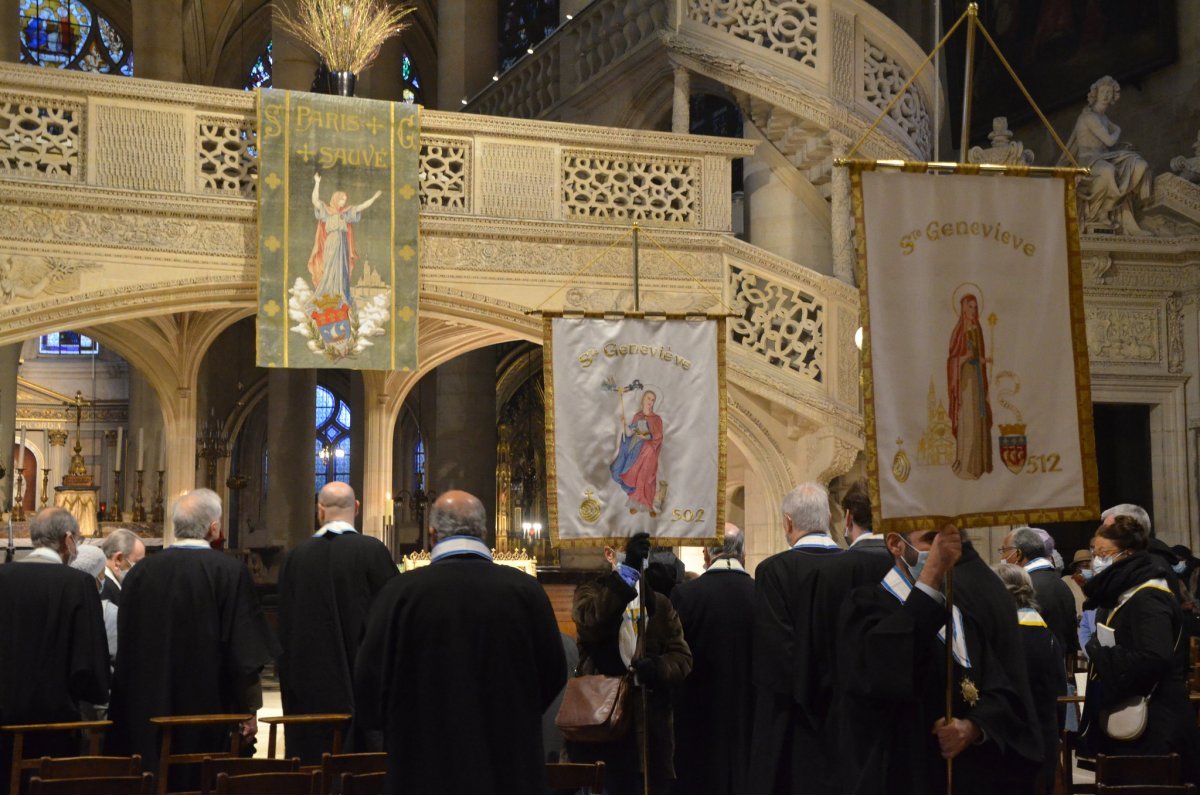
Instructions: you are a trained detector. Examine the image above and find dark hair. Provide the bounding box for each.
[1096,514,1149,552]
[840,481,872,533]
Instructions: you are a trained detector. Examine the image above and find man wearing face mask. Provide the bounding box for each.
[99,527,145,605]
[0,507,110,787]
[834,524,1037,794]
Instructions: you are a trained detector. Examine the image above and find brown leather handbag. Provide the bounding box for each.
[554,673,633,742]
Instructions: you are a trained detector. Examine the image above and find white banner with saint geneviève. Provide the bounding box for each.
[546,316,725,547]
[852,168,1099,531]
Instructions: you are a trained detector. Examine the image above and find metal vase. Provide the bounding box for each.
[329,70,357,97]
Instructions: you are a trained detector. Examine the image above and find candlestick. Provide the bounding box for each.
[152,470,165,524]
[108,467,122,521]
[11,470,25,522]
[137,428,145,472]
[131,469,146,522]
[115,427,123,472]
[39,467,49,508]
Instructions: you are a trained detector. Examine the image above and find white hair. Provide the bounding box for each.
[171,488,222,540]
[1102,503,1152,538]
[70,544,107,579]
[782,482,831,535]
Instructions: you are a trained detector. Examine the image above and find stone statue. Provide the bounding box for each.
[1170,130,1200,184]
[968,117,1035,166]
[1059,76,1152,235]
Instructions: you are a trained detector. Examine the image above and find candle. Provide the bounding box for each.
[16,427,25,468]
[114,427,123,472]
[386,492,393,520]
[137,428,144,471]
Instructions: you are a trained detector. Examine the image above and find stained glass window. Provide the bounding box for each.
[39,331,98,355]
[245,39,272,91]
[498,0,559,71]
[20,0,132,75]
[400,52,421,105]
[413,435,425,491]
[315,385,351,492]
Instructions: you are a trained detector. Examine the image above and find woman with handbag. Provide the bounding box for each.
[564,532,693,794]
[1078,514,1200,782]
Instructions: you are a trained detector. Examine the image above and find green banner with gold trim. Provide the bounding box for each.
[256,89,419,370]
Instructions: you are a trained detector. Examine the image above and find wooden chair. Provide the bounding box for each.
[213,771,320,795]
[37,754,142,780]
[1096,786,1197,794]
[29,773,155,795]
[259,715,352,760]
[199,756,301,795]
[546,761,605,794]
[1097,753,1182,786]
[319,753,386,795]
[2,720,112,795]
[148,714,251,795]
[338,771,385,795]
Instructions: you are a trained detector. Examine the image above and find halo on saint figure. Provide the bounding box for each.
[638,384,664,414]
[952,283,985,316]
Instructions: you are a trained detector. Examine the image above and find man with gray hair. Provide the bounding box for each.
[277,481,396,762]
[0,507,109,785]
[1000,526,1078,658]
[748,481,856,795]
[355,490,566,794]
[108,489,277,780]
[99,527,145,605]
[669,523,755,794]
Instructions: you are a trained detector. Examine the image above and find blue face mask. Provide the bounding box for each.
[901,537,929,582]
[1173,561,1188,575]
[1080,567,1095,581]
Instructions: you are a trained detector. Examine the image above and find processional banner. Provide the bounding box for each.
[546,317,725,547]
[851,168,1099,531]
[256,89,419,370]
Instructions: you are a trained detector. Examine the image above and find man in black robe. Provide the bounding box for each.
[277,481,396,763]
[837,480,894,586]
[108,488,277,778]
[747,482,855,794]
[835,525,1038,794]
[1000,526,1078,658]
[0,508,109,786]
[670,523,755,795]
[354,490,566,795]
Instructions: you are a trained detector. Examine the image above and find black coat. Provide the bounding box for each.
[747,543,853,794]
[277,530,397,763]
[1017,618,1066,793]
[1079,552,1200,782]
[669,563,755,794]
[100,575,121,606]
[1028,566,1080,654]
[835,582,1033,795]
[355,553,566,795]
[108,546,278,773]
[0,557,110,784]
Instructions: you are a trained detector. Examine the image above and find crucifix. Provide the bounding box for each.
[63,390,94,486]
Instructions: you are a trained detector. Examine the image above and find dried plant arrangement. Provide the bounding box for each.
[275,0,414,75]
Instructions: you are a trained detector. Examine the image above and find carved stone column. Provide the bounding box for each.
[433,349,498,545]
[271,0,318,93]
[437,0,498,110]
[743,467,784,573]
[162,386,198,543]
[265,369,316,549]
[48,430,68,497]
[672,66,691,134]
[0,343,18,511]
[0,0,21,63]
[361,371,403,541]
[830,133,856,285]
[131,0,184,82]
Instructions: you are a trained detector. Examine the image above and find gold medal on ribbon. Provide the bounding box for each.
[960,677,980,707]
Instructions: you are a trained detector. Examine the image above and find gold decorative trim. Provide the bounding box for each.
[850,164,1100,532]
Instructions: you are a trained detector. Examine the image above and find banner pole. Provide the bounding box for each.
[958,3,978,160]
[632,224,641,311]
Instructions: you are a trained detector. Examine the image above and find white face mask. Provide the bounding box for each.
[1091,550,1127,576]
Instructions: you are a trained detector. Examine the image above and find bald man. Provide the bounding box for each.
[669,524,756,794]
[355,490,566,795]
[276,481,397,762]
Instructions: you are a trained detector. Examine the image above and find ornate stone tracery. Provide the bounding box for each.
[861,38,930,157]
[688,0,819,70]
[562,151,698,225]
[0,94,83,180]
[728,263,824,382]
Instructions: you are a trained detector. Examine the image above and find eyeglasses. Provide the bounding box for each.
[997,546,1016,554]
